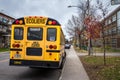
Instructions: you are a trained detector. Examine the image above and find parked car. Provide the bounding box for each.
[65,43,71,49]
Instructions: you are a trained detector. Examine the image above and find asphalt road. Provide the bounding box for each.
[0,52,62,80]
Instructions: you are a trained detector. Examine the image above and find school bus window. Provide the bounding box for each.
[27,27,43,40]
[14,27,23,40]
[47,28,56,41]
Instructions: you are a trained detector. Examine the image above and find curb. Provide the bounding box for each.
[0,51,9,54]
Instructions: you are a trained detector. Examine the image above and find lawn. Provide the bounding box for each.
[0,48,9,53]
[93,47,120,53]
[80,56,120,80]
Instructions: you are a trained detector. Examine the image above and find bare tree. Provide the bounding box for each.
[65,15,81,46]
[96,0,110,65]
[77,0,99,55]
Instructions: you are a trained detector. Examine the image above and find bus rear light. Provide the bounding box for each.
[16,51,19,54]
[48,21,57,25]
[49,53,52,56]
[52,21,56,25]
[16,44,20,48]
[15,20,19,24]
[19,20,23,24]
[49,45,57,49]
[40,16,43,18]
[49,45,53,49]
[48,21,52,25]
[12,44,20,48]
[29,16,32,18]
[53,45,57,49]
[12,44,16,47]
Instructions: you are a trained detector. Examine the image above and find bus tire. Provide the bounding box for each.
[59,60,64,69]
[59,54,66,69]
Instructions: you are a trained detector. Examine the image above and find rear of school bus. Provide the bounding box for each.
[9,16,65,68]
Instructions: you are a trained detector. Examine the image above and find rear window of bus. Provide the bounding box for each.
[27,27,43,40]
[14,27,23,40]
[47,28,56,41]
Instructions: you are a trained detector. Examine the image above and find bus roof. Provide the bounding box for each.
[12,16,61,26]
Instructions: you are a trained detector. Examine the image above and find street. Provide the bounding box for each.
[0,52,62,80]
[0,48,90,80]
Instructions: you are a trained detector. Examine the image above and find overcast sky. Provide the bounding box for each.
[0,0,80,38]
[0,0,119,39]
[0,0,78,26]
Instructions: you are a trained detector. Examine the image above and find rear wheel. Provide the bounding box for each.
[59,51,66,69]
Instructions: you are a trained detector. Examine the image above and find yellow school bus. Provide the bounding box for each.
[9,16,66,68]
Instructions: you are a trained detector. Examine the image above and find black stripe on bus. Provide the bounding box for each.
[10,49,22,51]
[46,50,60,52]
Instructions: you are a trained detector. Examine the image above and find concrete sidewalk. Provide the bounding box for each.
[77,52,120,56]
[59,46,89,80]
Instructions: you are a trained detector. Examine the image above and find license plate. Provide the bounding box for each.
[14,61,21,64]
[14,54,21,58]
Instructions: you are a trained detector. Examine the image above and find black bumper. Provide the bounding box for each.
[9,59,60,68]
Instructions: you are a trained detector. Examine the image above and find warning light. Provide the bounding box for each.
[52,21,56,25]
[48,21,52,25]
[19,20,23,24]
[15,20,19,24]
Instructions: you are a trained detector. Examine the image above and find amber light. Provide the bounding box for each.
[53,45,57,49]
[12,44,16,47]
[19,20,23,24]
[48,21,52,25]
[48,21,57,25]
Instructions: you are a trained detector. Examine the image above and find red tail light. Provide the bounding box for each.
[49,45,57,49]
[52,21,56,25]
[15,20,19,24]
[49,45,53,49]
[16,44,20,48]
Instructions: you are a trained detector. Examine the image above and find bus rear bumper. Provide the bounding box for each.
[9,59,60,68]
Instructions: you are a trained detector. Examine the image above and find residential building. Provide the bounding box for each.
[0,12,15,48]
[103,6,120,49]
